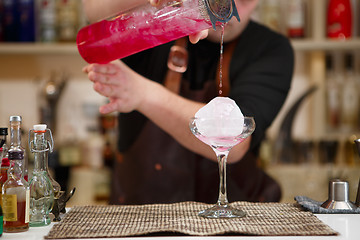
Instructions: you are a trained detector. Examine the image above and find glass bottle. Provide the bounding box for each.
[28,124,54,227]
[0,151,10,207]
[7,116,27,181]
[58,0,79,42]
[2,116,29,233]
[261,0,282,33]
[341,53,359,132]
[327,0,353,39]
[285,0,305,38]
[0,128,7,150]
[0,128,8,206]
[76,0,240,63]
[36,0,58,42]
[0,127,7,237]
[325,54,342,131]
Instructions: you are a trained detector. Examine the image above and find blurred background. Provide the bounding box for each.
[0,0,360,205]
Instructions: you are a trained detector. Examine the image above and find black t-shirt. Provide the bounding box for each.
[119,21,294,156]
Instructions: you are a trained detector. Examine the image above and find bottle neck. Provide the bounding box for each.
[33,132,49,172]
[8,159,23,180]
[10,121,22,149]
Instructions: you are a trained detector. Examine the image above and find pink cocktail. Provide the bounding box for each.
[189,116,255,218]
[77,1,213,64]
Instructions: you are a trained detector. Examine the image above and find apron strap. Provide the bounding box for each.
[164,37,188,93]
[164,37,238,96]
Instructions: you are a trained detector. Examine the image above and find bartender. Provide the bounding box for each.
[82,0,294,204]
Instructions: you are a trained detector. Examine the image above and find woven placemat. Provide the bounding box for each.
[45,201,338,239]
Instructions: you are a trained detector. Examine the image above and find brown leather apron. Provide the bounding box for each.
[110,39,281,205]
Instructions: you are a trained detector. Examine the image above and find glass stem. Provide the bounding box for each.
[216,150,229,207]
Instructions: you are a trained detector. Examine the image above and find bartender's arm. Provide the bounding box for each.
[81,0,208,43]
[82,62,251,164]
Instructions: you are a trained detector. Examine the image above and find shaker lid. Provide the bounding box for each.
[0,128,8,135]
[203,0,240,29]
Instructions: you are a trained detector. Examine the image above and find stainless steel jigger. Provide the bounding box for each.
[321,179,357,210]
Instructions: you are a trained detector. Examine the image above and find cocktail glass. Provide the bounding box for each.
[189,116,255,218]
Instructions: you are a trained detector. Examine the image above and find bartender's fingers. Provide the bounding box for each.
[92,81,121,103]
[99,98,118,114]
[86,64,120,84]
[189,29,208,44]
[88,71,119,85]
[84,63,118,75]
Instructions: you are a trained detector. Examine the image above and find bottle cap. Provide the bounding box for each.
[34,124,47,131]
[204,0,240,29]
[10,115,22,122]
[0,128,8,135]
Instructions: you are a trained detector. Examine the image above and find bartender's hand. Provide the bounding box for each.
[149,0,208,43]
[83,61,155,114]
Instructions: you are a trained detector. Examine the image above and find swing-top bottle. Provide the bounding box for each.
[28,124,54,227]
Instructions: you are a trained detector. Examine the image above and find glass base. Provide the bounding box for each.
[198,204,246,219]
[29,216,51,227]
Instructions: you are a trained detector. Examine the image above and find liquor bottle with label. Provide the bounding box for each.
[36,0,57,42]
[17,0,36,42]
[261,0,282,33]
[29,124,54,227]
[2,116,29,233]
[58,0,78,42]
[327,0,353,39]
[285,0,305,38]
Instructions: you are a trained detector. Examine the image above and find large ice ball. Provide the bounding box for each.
[195,97,244,137]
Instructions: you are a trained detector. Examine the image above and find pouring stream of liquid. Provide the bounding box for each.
[218,24,226,96]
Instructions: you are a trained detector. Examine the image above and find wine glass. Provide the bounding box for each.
[189,116,255,218]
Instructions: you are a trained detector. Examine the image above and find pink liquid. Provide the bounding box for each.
[77,1,212,64]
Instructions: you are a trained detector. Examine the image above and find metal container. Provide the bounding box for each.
[321,179,357,210]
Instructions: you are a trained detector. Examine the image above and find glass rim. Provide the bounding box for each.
[190,116,254,120]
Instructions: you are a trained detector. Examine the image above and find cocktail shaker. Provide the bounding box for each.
[76,0,239,64]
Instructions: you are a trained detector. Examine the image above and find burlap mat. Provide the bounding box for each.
[45,201,338,239]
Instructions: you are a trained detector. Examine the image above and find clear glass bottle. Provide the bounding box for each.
[341,53,359,132]
[28,124,55,227]
[2,116,29,233]
[36,0,58,42]
[76,0,240,63]
[325,54,342,131]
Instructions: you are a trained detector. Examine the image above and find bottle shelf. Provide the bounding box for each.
[0,42,78,55]
[291,38,360,51]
